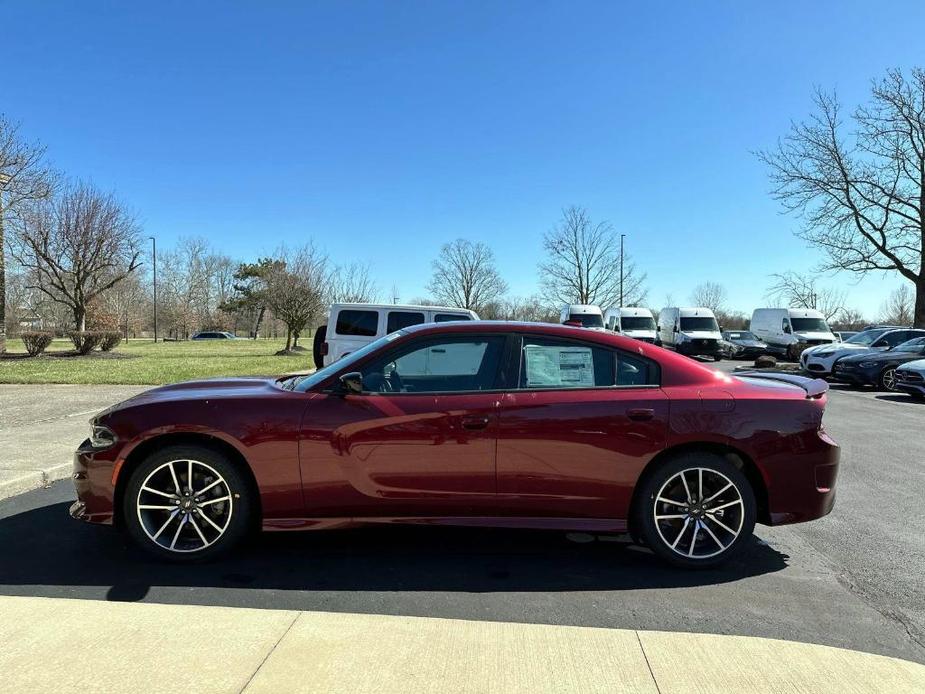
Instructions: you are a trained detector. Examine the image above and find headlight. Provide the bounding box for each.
[89,424,117,448]
[858,361,878,368]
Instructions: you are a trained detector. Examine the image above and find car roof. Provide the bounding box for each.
[331,303,476,313]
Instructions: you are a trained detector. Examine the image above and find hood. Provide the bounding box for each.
[841,350,920,364]
[730,338,767,347]
[794,331,835,341]
[623,329,657,337]
[897,359,925,374]
[680,331,721,339]
[810,343,869,357]
[96,377,281,418]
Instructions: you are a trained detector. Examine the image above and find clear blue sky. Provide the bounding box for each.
[5,1,924,316]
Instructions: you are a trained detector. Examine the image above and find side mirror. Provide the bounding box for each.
[338,371,364,395]
[783,325,792,334]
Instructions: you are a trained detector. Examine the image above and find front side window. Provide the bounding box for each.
[518,337,657,389]
[881,330,913,348]
[434,313,472,322]
[360,336,504,393]
[387,311,425,333]
[335,310,379,336]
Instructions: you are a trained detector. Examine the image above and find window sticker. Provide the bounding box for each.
[524,345,594,387]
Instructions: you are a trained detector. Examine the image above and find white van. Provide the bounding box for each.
[314,303,479,367]
[750,308,836,361]
[604,307,657,343]
[657,307,723,360]
[560,304,605,330]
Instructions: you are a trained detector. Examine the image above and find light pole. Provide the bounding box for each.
[0,173,9,354]
[149,236,158,343]
[620,233,626,307]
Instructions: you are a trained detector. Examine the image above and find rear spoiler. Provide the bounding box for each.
[735,371,829,399]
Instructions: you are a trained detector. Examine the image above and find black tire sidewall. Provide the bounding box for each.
[635,453,756,569]
[313,325,327,369]
[122,444,253,562]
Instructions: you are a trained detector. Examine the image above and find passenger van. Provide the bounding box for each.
[750,308,836,360]
[657,307,723,360]
[560,304,605,329]
[604,307,658,343]
[314,303,479,367]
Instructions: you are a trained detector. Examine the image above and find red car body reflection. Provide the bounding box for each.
[72,322,839,565]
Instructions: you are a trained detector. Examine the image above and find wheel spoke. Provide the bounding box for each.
[680,472,693,503]
[671,518,690,549]
[198,495,231,507]
[187,460,194,493]
[709,499,743,512]
[189,515,209,547]
[167,462,181,495]
[700,518,726,550]
[698,468,703,501]
[169,514,188,550]
[151,509,179,540]
[198,510,224,533]
[138,504,176,510]
[141,486,177,500]
[655,514,688,520]
[657,496,687,508]
[704,513,738,536]
[688,522,700,557]
[195,478,223,496]
[703,482,733,505]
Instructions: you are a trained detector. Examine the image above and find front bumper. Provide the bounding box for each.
[677,341,721,356]
[801,353,839,376]
[830,366,876,386]
[71,440,120,525]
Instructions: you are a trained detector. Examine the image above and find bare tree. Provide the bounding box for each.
[539,206,646,308]
[0,116,54,351]
[479,295,558,323]
[689,282,727,312]
[765,271,847,322]
[759,69,925,327]
[426,239,507,311]
[329,261,378,303]
[11,182,141,331]
[880,284,915,325]
[834,307,867,331]
[265,245,328,351]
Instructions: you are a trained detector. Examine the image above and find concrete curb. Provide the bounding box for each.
[0,462,72,502]
[0,596,922,693]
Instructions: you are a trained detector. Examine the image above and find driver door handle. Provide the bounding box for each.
[461,416,490,430]
[627,408,655,422]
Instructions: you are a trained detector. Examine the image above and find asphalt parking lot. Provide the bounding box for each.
[0,372,923,665]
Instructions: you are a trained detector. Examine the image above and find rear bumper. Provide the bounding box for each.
[71,442,119,525]
[764,429,840,526]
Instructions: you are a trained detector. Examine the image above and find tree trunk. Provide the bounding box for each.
[74,306,86,332]
[915,278,925,329]
[284,327,292,351]
[252,305,266,339]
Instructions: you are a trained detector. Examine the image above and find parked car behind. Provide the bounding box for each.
[72,321,840,569]
[314,303,478,368]
[831,337,925,391]
[721,330,769,360]
[833,331,858,343]
[750,308,836,361]
[191,331,235,340]
[894,359,925,399]
[657,307,723,360]
[801,327,925,377]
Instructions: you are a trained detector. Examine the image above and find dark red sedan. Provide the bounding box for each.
[72,321,839,568]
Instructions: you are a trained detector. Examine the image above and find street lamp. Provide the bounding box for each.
[620,233,626,307]
[0,173,10,354]
[149,236,157,343]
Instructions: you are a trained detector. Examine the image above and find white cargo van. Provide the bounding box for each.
[314,303,479,368]
[657,307,723,360]
[604,307,658,343]
[559,304,605,330]
[749,308,836,361]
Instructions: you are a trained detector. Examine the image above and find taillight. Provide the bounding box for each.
[321,342,329,356]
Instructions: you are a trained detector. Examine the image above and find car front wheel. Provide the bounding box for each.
[634,453,756,568]
[879,367,898,392]
[123,445,253,562]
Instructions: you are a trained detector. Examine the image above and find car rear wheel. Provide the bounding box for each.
[312,325,327,369]
[879,367,898,392]
[123,445,253,562]
[634,453,756,568]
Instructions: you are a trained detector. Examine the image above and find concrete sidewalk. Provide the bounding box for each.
[1,596,923,693]
[0,384,147,501]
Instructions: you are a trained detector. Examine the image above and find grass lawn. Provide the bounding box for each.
[0,338,313,385]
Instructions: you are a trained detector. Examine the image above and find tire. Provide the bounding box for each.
[633,453,756,569]
[787,344,800,362]
[312,325,327,369]
[878,367,898,392]
[713,355,723,362]
[123,445,254,562]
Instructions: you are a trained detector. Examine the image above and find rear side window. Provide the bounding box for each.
[335,310,379,336]
[434,313,472,322]
[518,337,657,389]
[387,311,425,333]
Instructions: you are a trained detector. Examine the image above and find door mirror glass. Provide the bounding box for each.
[339,371,364,394]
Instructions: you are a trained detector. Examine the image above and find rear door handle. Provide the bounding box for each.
[461,416,490,430]
[627,408,655,422]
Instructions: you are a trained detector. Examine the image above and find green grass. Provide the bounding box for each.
[0,338,313,385]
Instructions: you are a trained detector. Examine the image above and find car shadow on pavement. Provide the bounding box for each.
[875,393,925,404]
[0,501,789,604]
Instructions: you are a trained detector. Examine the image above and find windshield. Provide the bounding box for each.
[680,316,719,332]
[621,316,656,331]
[790,317,830,333]
[845,329,888,346]
[292,331,404,392]
[568,314,604,328]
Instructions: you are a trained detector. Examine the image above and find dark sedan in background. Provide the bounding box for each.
[831,337,925,391]
[722,331,769,359]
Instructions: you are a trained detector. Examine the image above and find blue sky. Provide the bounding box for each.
[4,1,924,315]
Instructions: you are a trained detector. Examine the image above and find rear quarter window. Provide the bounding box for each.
[387,311,425,333]
[335,310,379,336]
[434,313,472,322]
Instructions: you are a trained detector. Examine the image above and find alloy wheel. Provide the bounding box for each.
[881,368,897,391]
[652,467,745,559]
[135,459,234,553]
